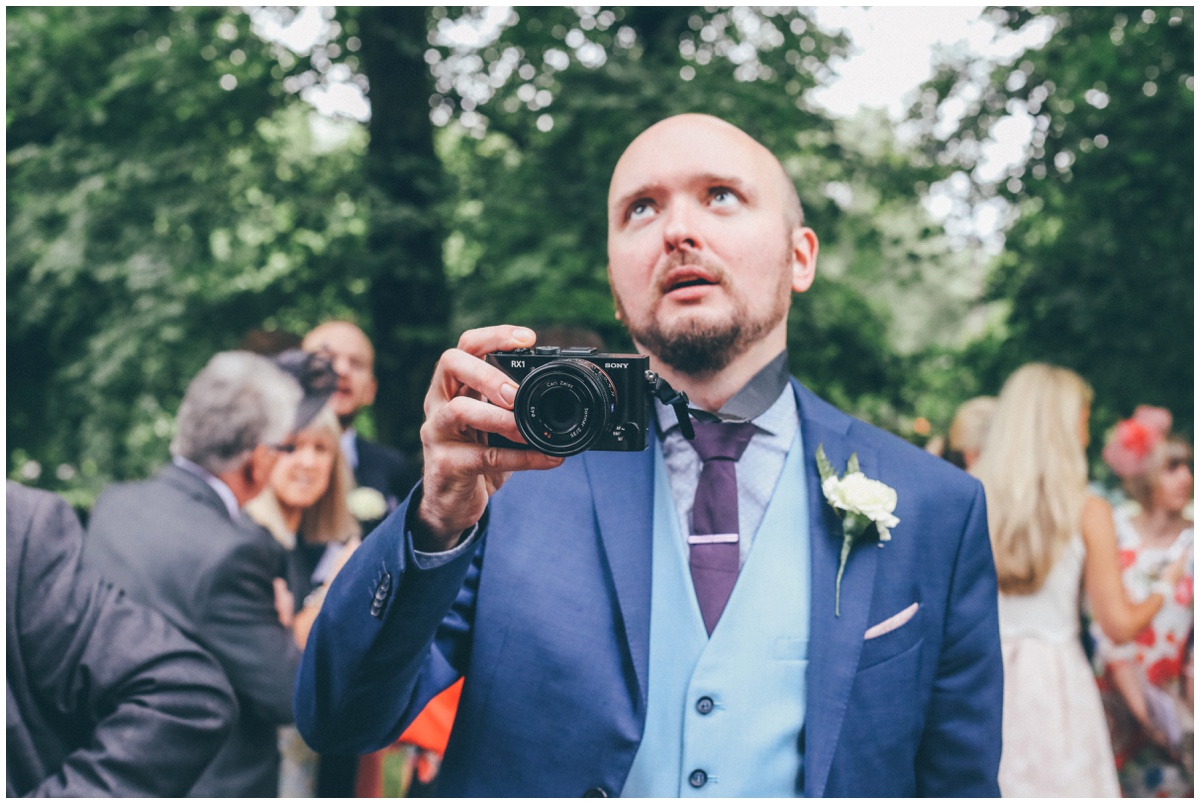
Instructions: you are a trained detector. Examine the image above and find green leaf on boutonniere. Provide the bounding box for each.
[816,444,836,484]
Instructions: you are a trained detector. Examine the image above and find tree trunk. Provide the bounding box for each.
[357,6,448,454]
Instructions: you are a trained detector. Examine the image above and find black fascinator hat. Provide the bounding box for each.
[272,349,338,432]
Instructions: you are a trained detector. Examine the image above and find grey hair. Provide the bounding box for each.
[170,351,302,475]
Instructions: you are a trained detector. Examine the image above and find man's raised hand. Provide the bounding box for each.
[415,325,563,551]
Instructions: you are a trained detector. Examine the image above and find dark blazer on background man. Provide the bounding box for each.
[296,380,1004,797]
[7,481,237,797]
[353,433,420,531]
[84,464,301,797]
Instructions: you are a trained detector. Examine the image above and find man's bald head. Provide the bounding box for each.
[608,114,804,231]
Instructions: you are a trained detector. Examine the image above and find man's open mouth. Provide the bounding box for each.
[663,267,719,293]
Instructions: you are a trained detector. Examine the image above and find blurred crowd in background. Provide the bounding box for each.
[7,311,1192,797]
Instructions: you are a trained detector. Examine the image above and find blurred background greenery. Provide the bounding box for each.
[7,6,1193,510]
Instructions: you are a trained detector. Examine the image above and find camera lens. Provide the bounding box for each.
[513,359,617,457]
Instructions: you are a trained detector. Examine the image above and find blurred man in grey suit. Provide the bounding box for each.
[84,351,304,797]
[7,481,237,796]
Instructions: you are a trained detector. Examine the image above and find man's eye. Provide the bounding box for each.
[710,188,739,207]
[628,200,654,221]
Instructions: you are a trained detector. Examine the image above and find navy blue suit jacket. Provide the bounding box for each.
[295,381,1003,796]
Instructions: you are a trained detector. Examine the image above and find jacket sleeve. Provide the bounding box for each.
[914,481,1004,796]
[196,533,302,726]
[294,483,482,755]
[8,484,238,797]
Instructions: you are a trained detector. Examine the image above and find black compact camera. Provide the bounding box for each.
[486,346,652,457]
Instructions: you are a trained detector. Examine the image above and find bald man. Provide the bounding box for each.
[295,115,1003,796]
[302,321,418,528]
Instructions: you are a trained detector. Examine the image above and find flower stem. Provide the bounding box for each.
[835,534,853,617]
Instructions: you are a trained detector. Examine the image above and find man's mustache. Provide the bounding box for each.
[653,250,727,294]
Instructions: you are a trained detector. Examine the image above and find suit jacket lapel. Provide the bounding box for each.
[794,381,879,797]
[581,443,656,716]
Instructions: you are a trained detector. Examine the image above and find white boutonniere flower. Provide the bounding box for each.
[817,445,900,616]
[346,486,388,522]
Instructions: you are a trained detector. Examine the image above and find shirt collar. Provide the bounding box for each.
[172,456,241,520]
[655,350,792,435]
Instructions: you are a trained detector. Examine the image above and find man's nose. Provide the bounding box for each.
[332,355,352,377]
[662,200,700,252]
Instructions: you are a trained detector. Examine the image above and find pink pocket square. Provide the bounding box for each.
[864,602,919,640]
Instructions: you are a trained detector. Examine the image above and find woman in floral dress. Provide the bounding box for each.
[1095,406,1194,797]
[972,366,1183,797]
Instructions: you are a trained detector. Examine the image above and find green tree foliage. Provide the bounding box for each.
[7,6,371,502]
[7,6,1011,506]
[911,6,1194,439]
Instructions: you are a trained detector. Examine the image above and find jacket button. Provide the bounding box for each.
[689,769,708,788]
[582,787,608,797]
[696,696,714,715]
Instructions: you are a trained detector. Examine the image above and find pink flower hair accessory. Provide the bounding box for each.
[1103,405,1172,478]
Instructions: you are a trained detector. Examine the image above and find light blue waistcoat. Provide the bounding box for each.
[622,430,810,797]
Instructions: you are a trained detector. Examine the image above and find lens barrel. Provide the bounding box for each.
[513,359,617,457]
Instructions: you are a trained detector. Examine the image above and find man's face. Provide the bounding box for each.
[606,115,816,376]
[302,322,377,424]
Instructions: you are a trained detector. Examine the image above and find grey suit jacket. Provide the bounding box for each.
[7,481,237,797]
[83,464,302,797]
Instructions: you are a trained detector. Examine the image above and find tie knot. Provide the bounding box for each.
[689,420,757,462]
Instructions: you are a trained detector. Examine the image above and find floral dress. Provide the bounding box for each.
[1093,507,1194,797]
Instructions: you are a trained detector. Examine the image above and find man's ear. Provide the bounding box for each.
[364,375,378,406]
[607,264,624,322]
[790,227,818,294]
[247,444,279,493]
[243,455,258,485]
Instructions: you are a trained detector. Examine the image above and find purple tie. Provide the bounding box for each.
[688,420,757,635]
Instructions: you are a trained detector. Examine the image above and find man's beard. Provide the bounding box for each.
[614,250,792,377]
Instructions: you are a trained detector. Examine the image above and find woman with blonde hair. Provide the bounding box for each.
[246,403,361,797]
[971,363,1185,797]
[1095,406,1193,796]
[247,403,361,641]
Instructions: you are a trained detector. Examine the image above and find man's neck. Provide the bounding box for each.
[173,456,243,518]
[646,337,789,413]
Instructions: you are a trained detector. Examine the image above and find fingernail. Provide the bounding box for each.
[512,328,534,345]
[500,382,518,406]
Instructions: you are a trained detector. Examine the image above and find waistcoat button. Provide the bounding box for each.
[696,696,714,715]
[689,769,708,788]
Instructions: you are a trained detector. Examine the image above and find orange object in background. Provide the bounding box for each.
[355,679,464,797]
[399,678,463,755]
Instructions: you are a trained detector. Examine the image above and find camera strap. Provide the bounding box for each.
[647,372,724,441]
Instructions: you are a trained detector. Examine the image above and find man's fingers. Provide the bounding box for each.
[456,325,536,357]
[427,347,521,413]
[426,440,563,481]
[425,395,525,445]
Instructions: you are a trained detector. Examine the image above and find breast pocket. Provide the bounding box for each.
[858,603,923,671]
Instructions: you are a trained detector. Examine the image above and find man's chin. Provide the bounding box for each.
[637,322,743,376]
